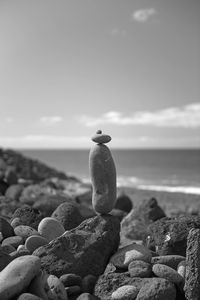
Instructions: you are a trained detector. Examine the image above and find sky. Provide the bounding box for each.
[0,0,200,149]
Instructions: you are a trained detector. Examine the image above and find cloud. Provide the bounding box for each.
[132,8,156,23]
[79,103,200,128]
[39,116,63,126]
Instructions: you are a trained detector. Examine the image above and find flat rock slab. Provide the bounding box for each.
[33,214,120,278]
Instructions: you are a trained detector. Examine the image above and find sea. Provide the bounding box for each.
[21,149,200,195]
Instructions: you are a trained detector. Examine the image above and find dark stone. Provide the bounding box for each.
[81,274,97,294]
[51,202,83,230]
[114,192,133,213]
[33,215,120,278]
[11,206,43,230]
[109,208,127,222]
[0,179,9,195]
[184,228,200,300]
[60,273,82,287]
[0,216,14,238]
[0,249,12,271]
[121,197,166,241]
[148,215,200,256]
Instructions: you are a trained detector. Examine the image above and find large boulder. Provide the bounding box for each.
[121,198,166,241]
[148,215,200,256]
[33,214,120,277]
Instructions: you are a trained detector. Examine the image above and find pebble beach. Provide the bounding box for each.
[0,141,200,300]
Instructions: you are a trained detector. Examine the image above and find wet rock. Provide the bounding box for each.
[121,198,165,241]
[184,228,200,300]
[148,215,200,256]
[33,214,120,278]
[11,206,43,230]
[51,201,83,230]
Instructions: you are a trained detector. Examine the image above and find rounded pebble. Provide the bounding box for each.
[14,225,40,242]
[1,244,16,254]
[47,274,67,300]
[0,255,41,300]
[110,243,152,269]
[38,217,65,242]
[111,285,138,300]
[25,235,48,253]
[177,260,186,278]
[81,274,97,294]
[11,217,22,228]
[17,293,43,300]
[151,255,186,270]
[60,273,82,287]
[0,216,14,238]
[128,260,152,277]
[152,263,184,287]
[92,132,111,144]
[2,235,23,248]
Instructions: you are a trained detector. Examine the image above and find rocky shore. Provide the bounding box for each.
[0,147,200,300]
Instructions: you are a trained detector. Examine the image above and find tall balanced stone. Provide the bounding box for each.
[89,130,116,214]
[184,228,200,300]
